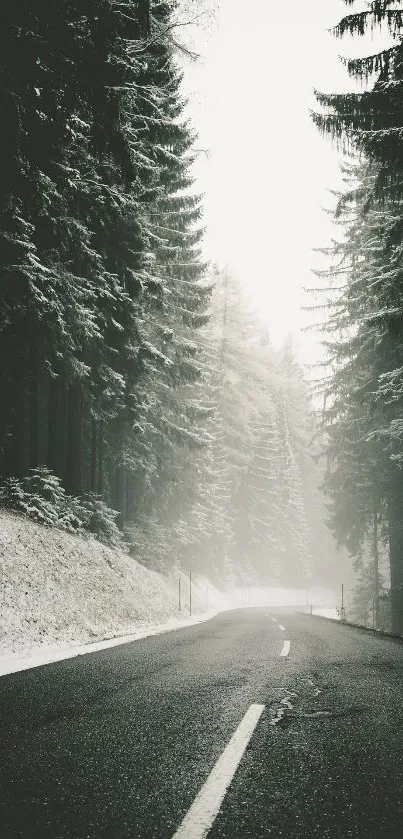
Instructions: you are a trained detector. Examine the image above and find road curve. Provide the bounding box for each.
[1,608,403,838]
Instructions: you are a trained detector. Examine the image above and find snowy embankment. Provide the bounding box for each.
[0,510,231,675]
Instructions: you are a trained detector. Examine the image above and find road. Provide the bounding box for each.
[1,608,403,838]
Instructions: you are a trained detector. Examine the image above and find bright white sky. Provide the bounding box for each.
[177,1,391,364]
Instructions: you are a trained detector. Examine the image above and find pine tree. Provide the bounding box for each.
[115,0,210,534]
[313,1,403,632]
[201,270,323,588]
[313,160,402,624]
[0,1,211,562]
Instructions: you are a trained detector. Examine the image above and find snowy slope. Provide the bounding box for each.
[0,509,230,668]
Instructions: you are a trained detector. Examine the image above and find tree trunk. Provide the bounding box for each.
[124,470,132,522]
[373,500,380,629]
[10,347,28,478]
[90,415,97,493]
[58,377,68,479]
[48,374,68,480]
[29,341,39,468]
[65,381,83,496]
[114,460,125,523]
[47,376,59,471]
[97,420,104,496]
[137,0,151,37]
[388,482,403,634]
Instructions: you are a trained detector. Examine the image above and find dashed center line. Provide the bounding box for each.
[280,640,291,657]
[278,624,286,631]
[171,704,265,839]
[272,617,278,623]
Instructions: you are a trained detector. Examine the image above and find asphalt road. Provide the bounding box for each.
[1,608,403,838]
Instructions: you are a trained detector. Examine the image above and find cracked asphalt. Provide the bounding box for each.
[1,608,403,838]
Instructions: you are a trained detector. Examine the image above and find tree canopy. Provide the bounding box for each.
[313,0,403,631]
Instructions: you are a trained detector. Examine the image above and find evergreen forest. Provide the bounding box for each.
[0,1,345,596]
[312,0,403,633]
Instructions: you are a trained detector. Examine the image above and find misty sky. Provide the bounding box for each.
[178,0,391,364]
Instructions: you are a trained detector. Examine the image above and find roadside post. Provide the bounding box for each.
[340,583,346,622]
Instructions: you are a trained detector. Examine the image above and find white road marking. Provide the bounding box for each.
[272,617,278,623]
[278,624,286,631]
[171,704,265,839]
[280,640,290,657]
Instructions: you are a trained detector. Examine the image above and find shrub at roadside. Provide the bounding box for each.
[0,467,126,550]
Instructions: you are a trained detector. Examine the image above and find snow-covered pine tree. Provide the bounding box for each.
[237,403,284,582]
[0,1,211,549]
[110,1,212,547]
[0,1,153,496]
[312,1,403,630]
[201,269,321,588]
[312,162,394,616]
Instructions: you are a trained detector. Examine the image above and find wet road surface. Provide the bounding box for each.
[1,608,403,838]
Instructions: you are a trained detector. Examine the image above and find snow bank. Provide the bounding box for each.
[312,608,340,620]
[0,509,231,672]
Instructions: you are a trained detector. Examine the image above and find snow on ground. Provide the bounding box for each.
[312,608,340,620]
[230,585,340,614]
[0,615,219,677]
[0,509,232,675]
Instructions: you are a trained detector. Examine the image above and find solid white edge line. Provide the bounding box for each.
[171,704,265,839]
[280,640,291,657]
[278,624,286,631]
